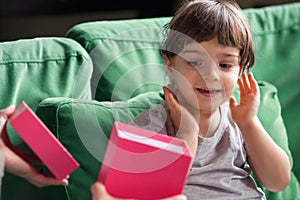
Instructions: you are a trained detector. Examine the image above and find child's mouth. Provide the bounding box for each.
[196,88,222,97]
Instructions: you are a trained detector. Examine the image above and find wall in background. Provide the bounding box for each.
[0,0,176,41]
[0,0,299,42]
[0,10,138,42]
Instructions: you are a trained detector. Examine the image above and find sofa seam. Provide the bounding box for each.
[53,98,161,110]
[55,102,66,141]
[254,23,300,37]
[0,51,90,65]
[85,38,162,52]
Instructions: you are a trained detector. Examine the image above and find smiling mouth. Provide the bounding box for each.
[196,88,222,97]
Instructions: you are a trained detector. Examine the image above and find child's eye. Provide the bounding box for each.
[187,60,203,67]
[219,63,232,69]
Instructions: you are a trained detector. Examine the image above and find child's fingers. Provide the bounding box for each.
[237,78,244,98]
[0,105,15,119]
[239,73,258,99]
[242,73,251,93]
[163,86,178,110]
[242,73,249,86]
[166,84,178,101]
[248,72,259,94]
[163,86,171,109]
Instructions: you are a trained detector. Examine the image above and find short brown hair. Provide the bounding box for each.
[161,0,254,72]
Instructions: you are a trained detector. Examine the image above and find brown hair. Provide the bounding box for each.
[161,0,255,72]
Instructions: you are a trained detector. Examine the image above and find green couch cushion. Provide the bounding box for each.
[0,37,93,200]
[36,92,164,200]
[66,3,300,193]
[36,81,299,200]
[0,37,92,109]
[245,3,300,183]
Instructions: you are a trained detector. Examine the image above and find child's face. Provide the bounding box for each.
[165,37,240,113]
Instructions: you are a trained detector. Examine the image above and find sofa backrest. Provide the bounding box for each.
[245,4,300,186]
[0,37,93,200]
[0,37,92,110]
[66,17,170,101]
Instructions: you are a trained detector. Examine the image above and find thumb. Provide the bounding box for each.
[229,96,238,108]
[0,105,16,117]
[0,105,15,133]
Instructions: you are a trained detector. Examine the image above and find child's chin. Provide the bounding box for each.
[198,100,223,112]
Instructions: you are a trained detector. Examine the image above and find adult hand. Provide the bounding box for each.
[0,105,15,131]
[0,105,69,187]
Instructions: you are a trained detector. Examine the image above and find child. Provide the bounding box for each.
[93,0,291,199]
[0,105,69,190]
[132,0,291,199]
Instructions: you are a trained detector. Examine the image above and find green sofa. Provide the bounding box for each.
[1,2,299,200]
[0,37,93,200]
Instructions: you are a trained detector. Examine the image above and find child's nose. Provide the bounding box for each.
[197,62,220,82]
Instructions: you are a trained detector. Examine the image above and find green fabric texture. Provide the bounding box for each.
[36,92,164,200]
[233,82,300,199]
[244,3,300,185]
[66,17,170,101]
[0,37,93,200]
[0,37,92,109]
[37,81,299,200]
[66,3,300,199]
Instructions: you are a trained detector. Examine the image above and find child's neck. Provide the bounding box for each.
[199,108,221,137]
[192,107,221,138]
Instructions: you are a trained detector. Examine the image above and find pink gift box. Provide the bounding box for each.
[8,101,79,180]
[98,121,192,200]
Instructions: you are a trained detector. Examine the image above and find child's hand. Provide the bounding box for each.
[163,85,199,156]
[230,73,291,191]
[91,182,187,200]
[0,105,69,187]
[229,72,260,127]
